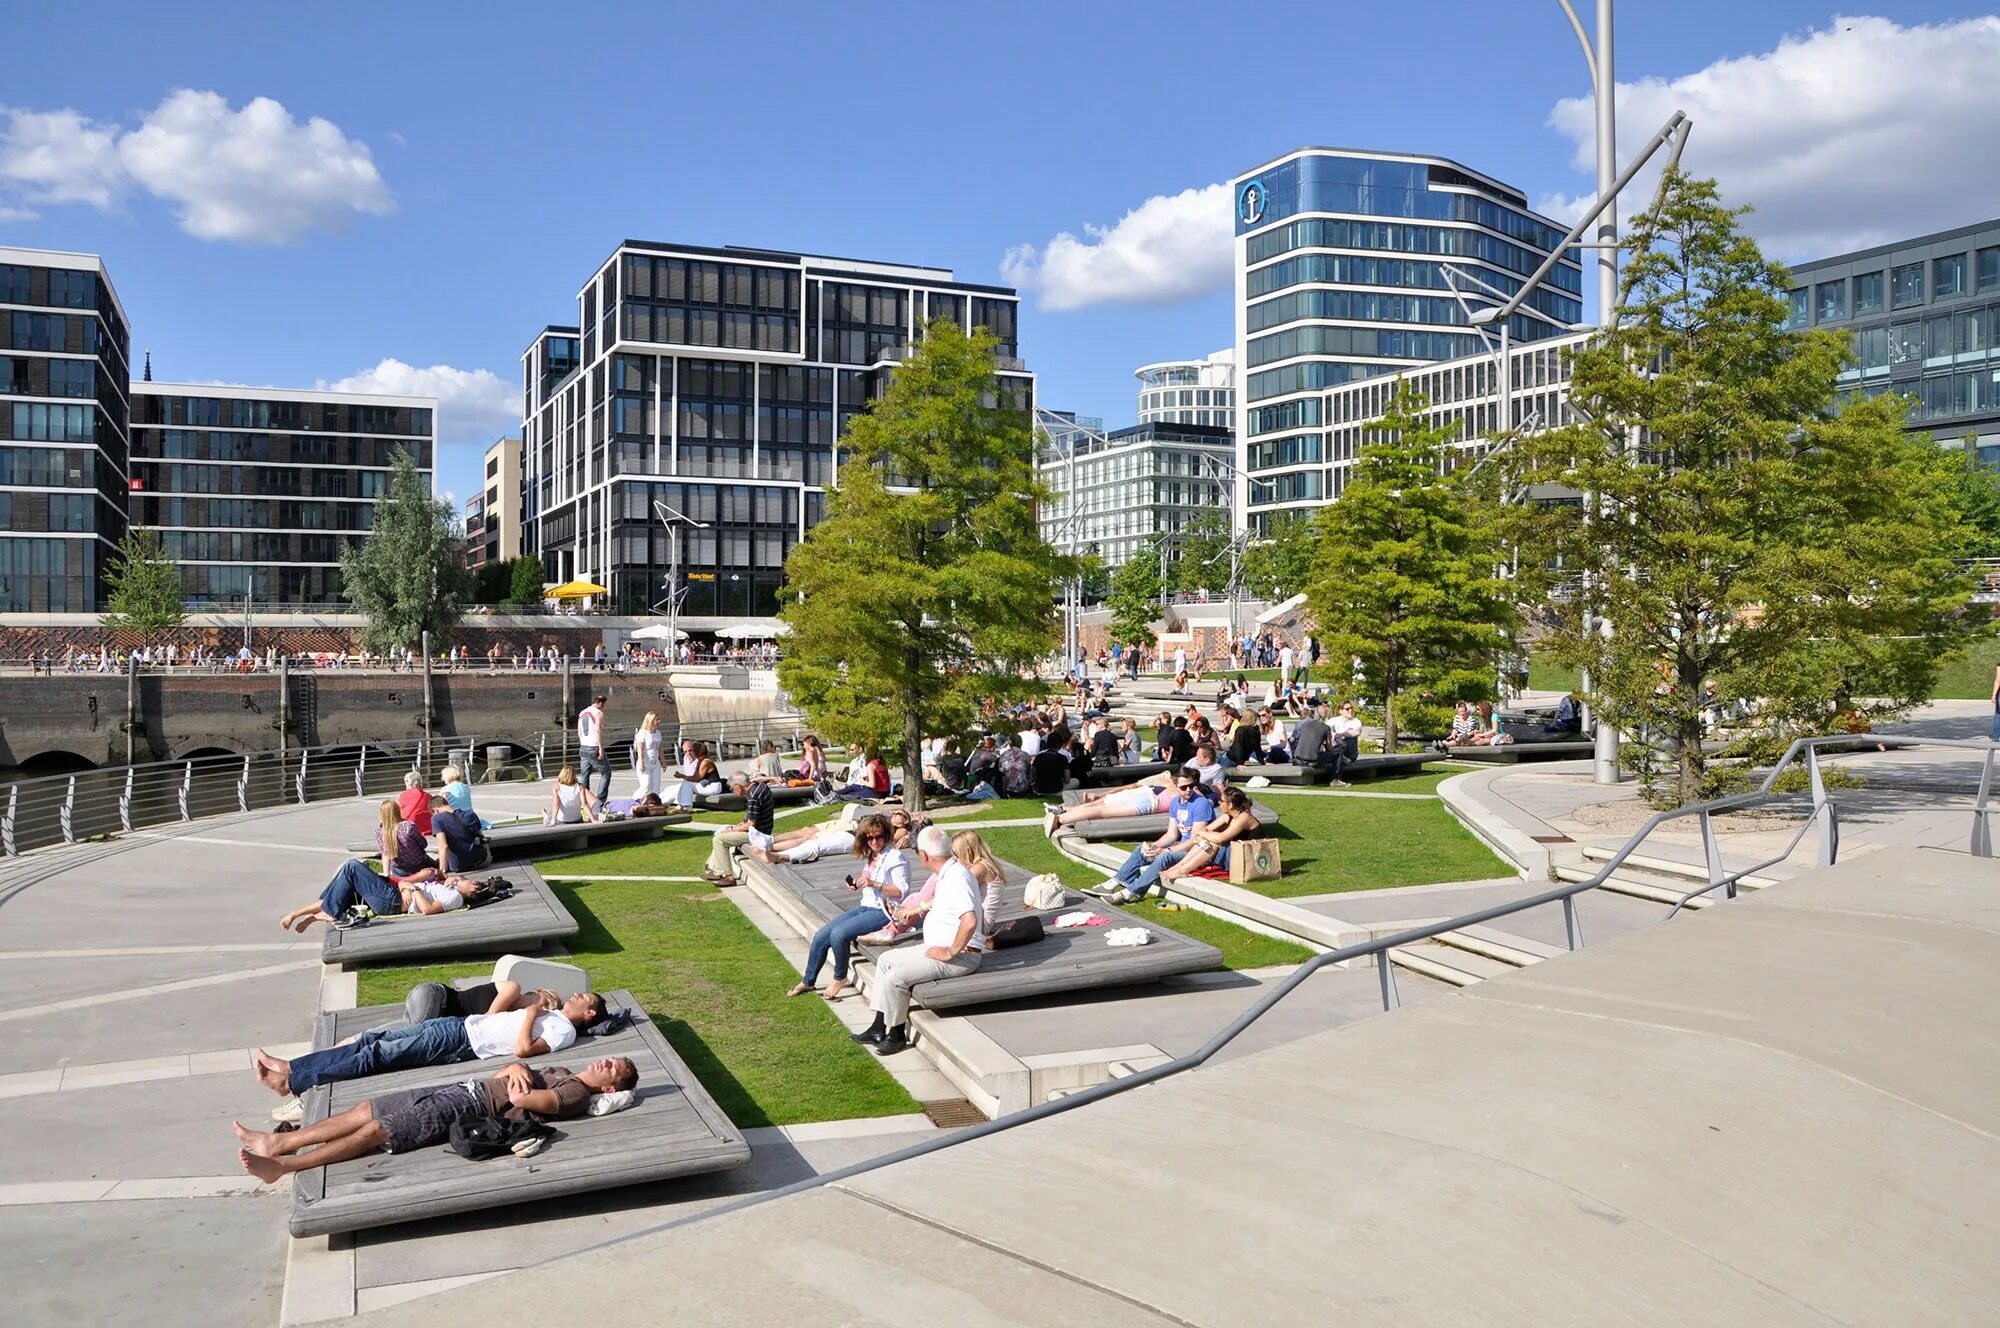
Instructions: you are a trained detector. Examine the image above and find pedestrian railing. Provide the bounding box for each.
[575,731,1996,1252]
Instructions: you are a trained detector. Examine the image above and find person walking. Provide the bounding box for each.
[631,711,664,801]
[576,692,610,803]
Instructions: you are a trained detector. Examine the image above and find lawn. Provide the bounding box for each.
[353,875,919,1129]
[1531,644,1997,701]
[1243,793,1511,898]
[1336,767,1461,795]
[975,826,1313,970]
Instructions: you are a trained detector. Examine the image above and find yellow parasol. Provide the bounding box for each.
[545,579,609,600]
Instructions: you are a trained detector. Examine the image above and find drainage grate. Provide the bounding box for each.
[922,1097,988,1128]
[1531,834,1574,844]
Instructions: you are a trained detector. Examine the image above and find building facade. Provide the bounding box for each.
[521,242,1030,619]
[1136,349,1235,428]
[0,246,133,611]
[471,435,523,570]
[1037,420,1234,569]
[1784,218,2000,462]
[1232,149,1582,533]
[129,383,435,605]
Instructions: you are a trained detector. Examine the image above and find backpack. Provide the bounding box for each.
[448,1112,553,1160]
[463,876,515,908]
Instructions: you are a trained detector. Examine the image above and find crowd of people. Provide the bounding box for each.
[15,636,785,676]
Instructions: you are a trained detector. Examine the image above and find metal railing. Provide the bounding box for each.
[578,731,1996,1252]
[0,653,784,676]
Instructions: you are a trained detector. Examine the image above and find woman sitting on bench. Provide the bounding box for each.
[374,799,438,883]
[1156,787,1262,885]
[1044,775,1172,834]
[787,814,909,1002]
[547,764,605,825]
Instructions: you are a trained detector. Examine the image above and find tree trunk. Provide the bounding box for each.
[1381,660,1399,754]
[902,691,926,818]
[1676,645,1705,807]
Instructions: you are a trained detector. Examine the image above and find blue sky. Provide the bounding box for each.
[3,2,1996,509]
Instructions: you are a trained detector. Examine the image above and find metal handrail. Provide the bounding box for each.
[577,731,1997,1253]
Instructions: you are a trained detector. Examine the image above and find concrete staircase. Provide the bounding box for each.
[1553,845,1781,911]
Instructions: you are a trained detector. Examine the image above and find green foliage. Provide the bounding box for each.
[1168,511,1234,597]
[505,554,547,606]
[1077,549,1112,603]
[776,321,1073,814]
[99,529,185,633]
[1243,509,1323,601]
[338,448,477,653]
[1498,170,1978,805]
[1932,443,2000,558]
[1106,534,1164,651]
[1306,383,1518,753]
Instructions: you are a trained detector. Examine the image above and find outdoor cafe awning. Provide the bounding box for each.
[545,580,609,600]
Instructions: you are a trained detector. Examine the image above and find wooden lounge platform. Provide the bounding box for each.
[289,990,750,1236]
[320,862,579,965]
[1076,760,1174,787]
[694,782,817,813]
[1447,739,1596,764]
[739,855,1221,1011]
[346,813,695,861]
[1227,752,1439,785]
[1056,788,1282,844]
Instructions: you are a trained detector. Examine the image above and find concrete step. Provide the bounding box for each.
[1554,865,1714,910]
[1389,939,1518,987]
[1578,845,1780,890]
[1433,925,1563,969]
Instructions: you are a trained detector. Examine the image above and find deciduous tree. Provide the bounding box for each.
[777,321,1072,814]
[339,448,475,654]
[100,530,185,633]
[1105,537,1164,656]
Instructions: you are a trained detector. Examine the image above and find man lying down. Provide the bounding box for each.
[233,1055,639,1184]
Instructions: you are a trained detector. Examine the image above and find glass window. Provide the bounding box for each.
[1934,254,1968,299]
[0,356,14,395]
[1891,263,1924,309]
[46,270,94,309]
[1784,288,1809,329]
[1979,248,2000,293]
[0,265,28,304]
[1854,271,1885,315]
[1816,280,1847,322]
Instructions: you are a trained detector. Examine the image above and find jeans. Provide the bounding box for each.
[287,1016,473,1093]
[803,905,890,984]
[1110,844,1187,900]
[1991,708,2000,741]
[320,859,401,918]
[579,750,611,803]
[870,946,984,1026]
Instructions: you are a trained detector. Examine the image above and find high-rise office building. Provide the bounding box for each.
[470,435,522,570]
[1784,217,2000,462]
[0,246,133,611]
[1232,149,1581,534]
[129,383,435,605]
[521,241,1030,618]
[1136,350,1235,428]
[1037,420,1234,569]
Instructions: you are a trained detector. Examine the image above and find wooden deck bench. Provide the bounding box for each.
[741,856,1221,1011]
[1075,760,1174,787]
[1055,788,1282,843]
[289,990,749,1236]
[320,862,579,965]
[1447,739,1597,763]
[693,783,817,813]
[343,813,692,861]
[1228,752,1440,785]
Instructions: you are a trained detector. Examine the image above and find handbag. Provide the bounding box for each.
[988,915,1046,949]
[1023,872,1069,911]
[1227,838,1283,884]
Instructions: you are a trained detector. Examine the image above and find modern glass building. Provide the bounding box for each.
[1136,349,1234,428]
[1037,420,1234,570]
[521,241,1031,619]
[0,246,132,611]
[129,383,435,605]
[1784,217,2000,462]
[469,435,522,571]
[1232,149,1582,535]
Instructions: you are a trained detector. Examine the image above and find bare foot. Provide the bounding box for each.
[786,982,813,998]
[291,916,315,934]
[823,980,849,1002]
[239,1148,285,1185]
[252,1050,290,1096]
[232,1121,279,1158]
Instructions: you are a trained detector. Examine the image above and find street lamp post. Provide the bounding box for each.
[652,499,710,661]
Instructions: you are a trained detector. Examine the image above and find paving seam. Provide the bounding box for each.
[834,1184,1203,1327]
[0,958,322,1023]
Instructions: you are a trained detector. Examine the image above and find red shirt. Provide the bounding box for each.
[864,758,890,793]
[398,786,434,836]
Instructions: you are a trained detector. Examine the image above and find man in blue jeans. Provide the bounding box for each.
[250,981,602,1097]
[576,692,610,803]
[1083,771,1214,904]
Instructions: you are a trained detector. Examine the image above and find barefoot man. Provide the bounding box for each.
[233,1056,638,1183]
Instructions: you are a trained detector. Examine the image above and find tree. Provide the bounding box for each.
[776,320,1073,815]
[1934,443,2000,559]
[100,530,185,633]
[1106,537,1164,655]
[1498,170,1976,804]
[1170,512,1234,597]
[1307,384,1517,754]
[1243,509,1323,602]
[1077,547,1112,604]
[505,554,547,607]
[339,448,476,653]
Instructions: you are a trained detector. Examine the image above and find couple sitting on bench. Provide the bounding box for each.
[1085,779,1261,903]
[236,978,636,1184]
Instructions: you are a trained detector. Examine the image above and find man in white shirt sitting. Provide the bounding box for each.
[250,981,601,1097]
[852,827,985,1057]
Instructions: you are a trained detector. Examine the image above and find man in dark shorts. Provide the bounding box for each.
[232,1056,639,1183]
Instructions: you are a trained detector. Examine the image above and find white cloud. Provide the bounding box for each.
[1002,183,1233,311]
[319,358,518,449]
[0,89,393,244]
[1537,14,2000,259]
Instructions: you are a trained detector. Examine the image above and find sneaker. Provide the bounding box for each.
[269,1096,304,1124]
[1081,880,1125,899]
[1043,812,1059,836]
[1327,779,1350,789]
[1107,888,1137,904]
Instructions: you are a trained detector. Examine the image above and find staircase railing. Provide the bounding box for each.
[579,731,1996,1251]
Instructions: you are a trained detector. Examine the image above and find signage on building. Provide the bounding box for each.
[1238,180,1266,226]
[686,572,716,582]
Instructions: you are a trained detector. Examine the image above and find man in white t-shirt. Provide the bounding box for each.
[852,827,985,1057]
[251,982,601,1097]
[576,693,610,802]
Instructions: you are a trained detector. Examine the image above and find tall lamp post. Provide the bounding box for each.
[652,499,709,661]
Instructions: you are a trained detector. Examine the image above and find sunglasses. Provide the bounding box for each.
[865,831,887,840]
